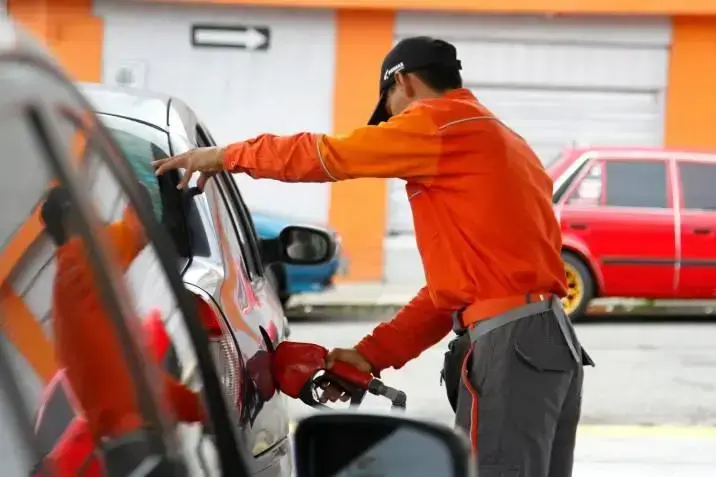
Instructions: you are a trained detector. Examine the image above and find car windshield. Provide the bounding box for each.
[551,152,592,204]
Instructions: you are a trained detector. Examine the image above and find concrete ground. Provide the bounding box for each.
[286,309,716,476]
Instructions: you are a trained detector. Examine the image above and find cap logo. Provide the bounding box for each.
[383,62,405,81]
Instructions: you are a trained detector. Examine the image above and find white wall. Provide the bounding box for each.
[95,0,337,224]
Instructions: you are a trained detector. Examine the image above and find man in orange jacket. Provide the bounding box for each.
[154,36,592,476]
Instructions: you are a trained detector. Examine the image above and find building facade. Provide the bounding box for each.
[10,0,716,283]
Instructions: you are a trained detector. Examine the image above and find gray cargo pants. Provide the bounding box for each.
[454,297,593,477]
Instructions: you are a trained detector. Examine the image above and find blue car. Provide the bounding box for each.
[251,210,345,306]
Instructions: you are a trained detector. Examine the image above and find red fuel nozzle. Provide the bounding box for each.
[271,341,406,410]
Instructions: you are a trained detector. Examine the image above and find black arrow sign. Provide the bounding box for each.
[191,25,271,51]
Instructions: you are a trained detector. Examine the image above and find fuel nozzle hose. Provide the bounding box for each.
[270,341,407,410]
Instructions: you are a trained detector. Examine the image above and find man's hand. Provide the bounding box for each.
[319,348,373,403]
[153,147,226,190]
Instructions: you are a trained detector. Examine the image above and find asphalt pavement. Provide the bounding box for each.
[286,312,716,476]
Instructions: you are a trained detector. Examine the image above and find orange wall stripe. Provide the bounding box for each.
[328,9,394,281]
[664,16,716,149]
[142,0,716,15]
[8,0,103,82]
[0,285,58,383]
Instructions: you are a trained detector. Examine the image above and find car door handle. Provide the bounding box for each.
[692,227,712,235]
[569,223,589,231]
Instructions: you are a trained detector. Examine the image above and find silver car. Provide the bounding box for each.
[78,83,331,475]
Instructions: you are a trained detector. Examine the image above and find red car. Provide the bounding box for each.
[550,147,716,319]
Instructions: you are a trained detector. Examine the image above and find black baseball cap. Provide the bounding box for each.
[367,36,462,126]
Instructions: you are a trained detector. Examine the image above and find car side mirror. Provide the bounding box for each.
[293,413,476,477]
[260,225,336,266]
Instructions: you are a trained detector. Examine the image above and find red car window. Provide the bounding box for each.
[563,159,669,210]
[604,160,668,209]
[679,162,716,211]
[565,162,604,207]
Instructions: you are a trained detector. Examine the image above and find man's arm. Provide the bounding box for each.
[223,106,442,182]
[354,287,453,373]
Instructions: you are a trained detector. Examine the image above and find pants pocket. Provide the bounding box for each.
[510,327,575,432]
[511,311,577,374]
[514,340,574,373]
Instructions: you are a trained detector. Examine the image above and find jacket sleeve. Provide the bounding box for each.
[106,206,148,270]
[223,105,442,182]
[354,286,453,373]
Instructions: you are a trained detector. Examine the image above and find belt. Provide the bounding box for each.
[452,292,555,332]
[455,296,581,365]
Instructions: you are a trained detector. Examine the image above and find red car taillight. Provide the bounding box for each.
[191,294,242,416]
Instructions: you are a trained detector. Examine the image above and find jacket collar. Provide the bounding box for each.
[442,88,476,101]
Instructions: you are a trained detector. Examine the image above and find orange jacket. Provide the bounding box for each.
[53,207,203,440]
[225,88,566,372]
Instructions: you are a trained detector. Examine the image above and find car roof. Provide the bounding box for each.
[549,145,716,177]
[564,145,716,158]
[79,82,172,130]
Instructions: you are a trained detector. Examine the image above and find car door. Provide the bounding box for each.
[221,173,289,337]
[559,157,677,297]
[193,124,291,469]
[194,122,287,339]
[210,173,291,452]
[219,162,297,463]
[675,158,716,297]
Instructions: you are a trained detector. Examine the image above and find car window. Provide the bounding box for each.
[196,122,218,147]
[97,113,210,261]
[565,162,604,207]
[59,110,231,476]
[604,160,668,209]
[0,91,171,474]
[679,162,716,211]
[219,175,264,279]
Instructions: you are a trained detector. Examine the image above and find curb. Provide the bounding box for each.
[287,421,716,439]
[287,295,716,316]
